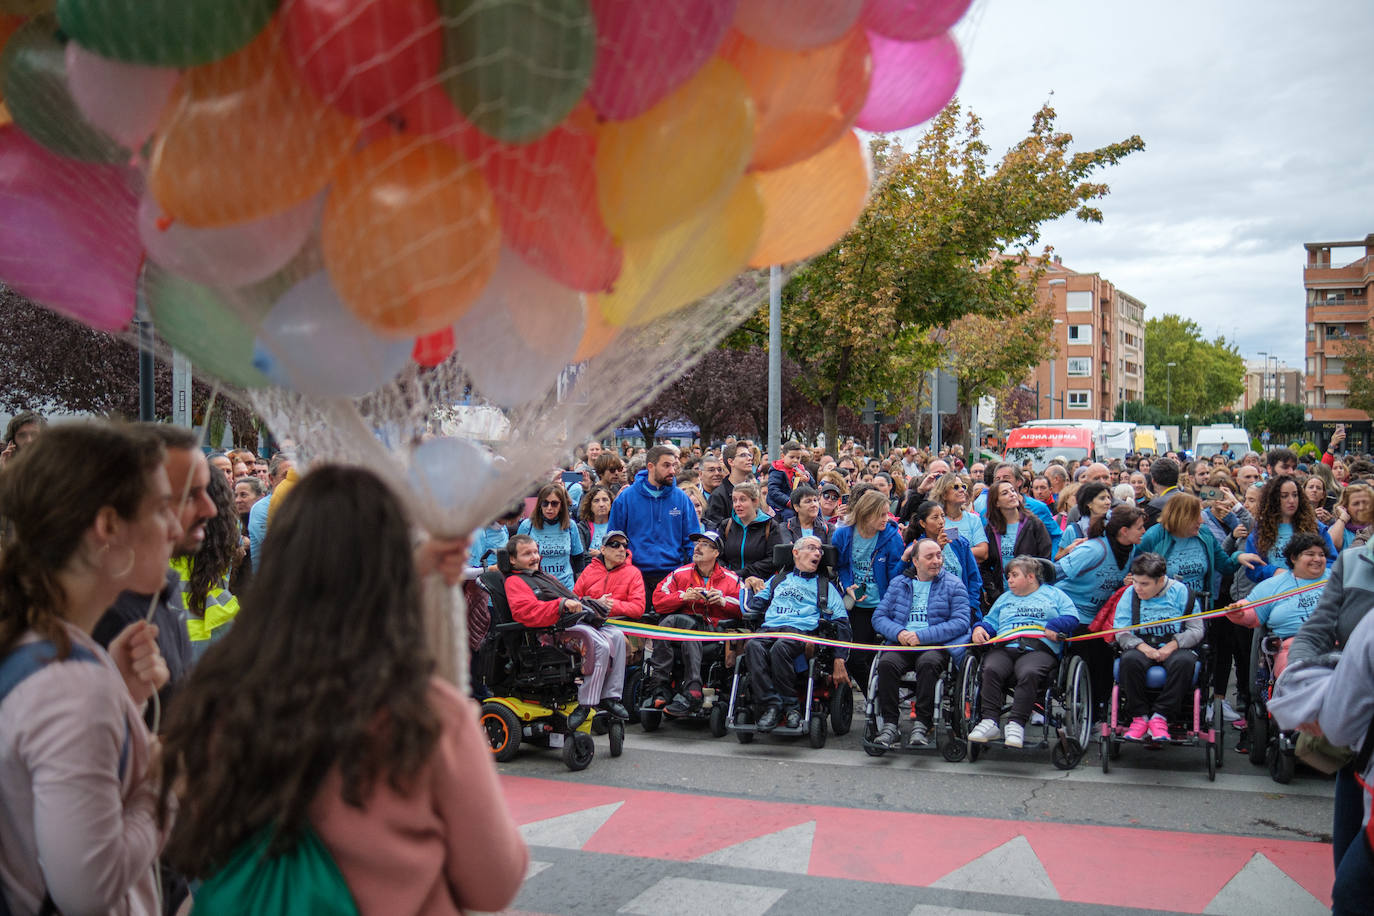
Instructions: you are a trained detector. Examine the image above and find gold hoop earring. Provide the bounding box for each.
[101,543,137,580]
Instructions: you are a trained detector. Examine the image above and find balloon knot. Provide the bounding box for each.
[156,216,175,232]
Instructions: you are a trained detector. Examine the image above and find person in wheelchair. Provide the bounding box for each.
[744,537,850,732]
[504,534,630,729]
[1225,532,1328,678]
[649,530,744,716]
[1112,553,1204,742]
[969,557,1080,748]
[871,539,970,749]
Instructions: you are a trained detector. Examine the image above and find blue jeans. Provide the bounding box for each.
[1332,830,1374,915]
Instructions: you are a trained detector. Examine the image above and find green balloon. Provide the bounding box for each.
[440,0,595,144]
[56,0,279,68]
[143,264,275,389]
[0,16,125,163]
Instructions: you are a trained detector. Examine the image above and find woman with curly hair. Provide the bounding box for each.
[174,467,242,662]
[1236,476,1336,584]
[158,466,527,914]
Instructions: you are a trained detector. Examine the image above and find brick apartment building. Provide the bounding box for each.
[1304,234,1374,452]
[1023,257,1146,423]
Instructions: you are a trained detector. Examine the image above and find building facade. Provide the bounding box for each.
[1304,234,1373,452]
[1235,360,1303,410]
[1023,258,1146,423]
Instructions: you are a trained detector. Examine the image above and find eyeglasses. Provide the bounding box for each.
[951,483,967,490]
[541,500,562,507]
[604,541,628,549]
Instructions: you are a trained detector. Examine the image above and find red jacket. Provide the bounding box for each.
[504,573,569,628]
[573,556,646,619]
[653,562,743,625]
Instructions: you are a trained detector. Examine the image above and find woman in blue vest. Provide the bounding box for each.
[1056,504,1147,721]
[516,483,586,589]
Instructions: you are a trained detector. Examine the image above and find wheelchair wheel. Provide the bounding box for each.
[708,703,728,738]
[736,708,755,744]
[481,702,522,763]
[1267,741,1294,784]
[863,720,887,757]
[940,735,966,762]
[562,732,595,771]
[1212,697,1224,768]
[1062,656,1092,750]
[1052,736,1083,771]
[1206,741,1217,782]
[808,711,828,749]
[830,682,853,736]
[1247,702,1268,766]
[1100,733,1111,774]
[640,709,662,733]
[608,719,625,758]
[623,670,643,725]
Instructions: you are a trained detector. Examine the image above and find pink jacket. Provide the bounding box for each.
[0,625,165,915]
[311,679,528,915]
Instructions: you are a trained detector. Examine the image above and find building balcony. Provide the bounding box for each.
[1308,303,1370,323]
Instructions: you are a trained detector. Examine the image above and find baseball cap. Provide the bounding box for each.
[689,531,724,550]
[602,529,630,548]
[819,482,842,497]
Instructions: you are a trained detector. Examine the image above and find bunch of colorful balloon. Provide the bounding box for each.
[0,0,971,528]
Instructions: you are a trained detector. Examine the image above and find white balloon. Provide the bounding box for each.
[139,193,321,288]
[409,437,496,515]
[454,249,586,408]
[256,272,413,399]
[64,43,179,151]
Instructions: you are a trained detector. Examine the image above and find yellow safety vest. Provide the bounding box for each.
[169,557,240,644]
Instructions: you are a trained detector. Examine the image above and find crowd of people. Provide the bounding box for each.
[1,406,1373,912]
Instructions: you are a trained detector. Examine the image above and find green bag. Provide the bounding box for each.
[191,825,360,916]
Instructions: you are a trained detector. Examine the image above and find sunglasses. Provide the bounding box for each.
[541,499,562,507]
[604,541,628,549]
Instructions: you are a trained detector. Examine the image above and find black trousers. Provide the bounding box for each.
[1070,625,1114,718]
[747,627,806,709]
[1208,617,1252,706]
[1118,647,1198,719]
[846,606,879,692]
[875,649,947,726]
[648,614,705,690]
[978,646,1057,725]
[642,569,671,612]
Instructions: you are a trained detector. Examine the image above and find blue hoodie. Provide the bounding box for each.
[872,569,971,664]
[833,520,905,601]
[607,470,701,573]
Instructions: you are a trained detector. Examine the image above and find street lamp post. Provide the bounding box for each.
[1166,361,1177,416]
[1048,318,1063,419]
[1257,351,1268,404]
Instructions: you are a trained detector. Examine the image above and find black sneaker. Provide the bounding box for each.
[664,694,693,717]
[783,707,802,730]
[756,705,782,732]
[566,704,592,730]
[601,699,630,720]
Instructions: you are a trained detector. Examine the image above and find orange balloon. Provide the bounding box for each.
[149,27,358,227]
[718,26,870,172]
[573,301,620,362]
[749,129,869,268]
[0,100,10,128]
[323,135,500,337]
[0,14,22,104]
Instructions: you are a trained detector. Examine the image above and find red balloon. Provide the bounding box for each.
[413,327,455,367]
[283,0,443,122]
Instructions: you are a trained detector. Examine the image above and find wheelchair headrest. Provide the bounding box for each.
[1036,557,1057,585]
[495,548,512,575]
[772,541,839,576]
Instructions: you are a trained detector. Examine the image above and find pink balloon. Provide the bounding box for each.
[588,0,739,121]
[0,127,141,331]
[734,0,866,50]
[853,30,961,132]
[64,44,180,152]
[139,193,322,288]
[860,0,973,42]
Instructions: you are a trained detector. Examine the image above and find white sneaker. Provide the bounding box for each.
[1029,711,1045,726]
[1220,700,1242,722]
[968,719,1001,743]
[1004,721,1025,749]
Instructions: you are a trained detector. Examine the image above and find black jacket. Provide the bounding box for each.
[784,515,832,545]
[704,479,737,531]
[978,514,1053,607]
[718,513,787,580]
[93,568,194,731]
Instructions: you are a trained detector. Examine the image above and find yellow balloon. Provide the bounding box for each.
[749,130,869,268]
[596,59,754,242]
[0,100,10,128]
[573,303,620,362]
[596,177,763,328]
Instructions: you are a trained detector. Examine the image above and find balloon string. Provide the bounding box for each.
[606,578,1328,653]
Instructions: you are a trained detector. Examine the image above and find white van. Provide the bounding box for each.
[1193,426,1248,459]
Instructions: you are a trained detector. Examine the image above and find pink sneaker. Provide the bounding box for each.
[1148,715,1171,742]
[1124,716,1149,741]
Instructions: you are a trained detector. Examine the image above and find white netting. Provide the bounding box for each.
[0,0,976,677]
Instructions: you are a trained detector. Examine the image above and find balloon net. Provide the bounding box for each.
[1,0,974,541]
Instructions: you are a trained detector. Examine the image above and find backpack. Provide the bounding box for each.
[191,825,358,916]
[0,641,131,916]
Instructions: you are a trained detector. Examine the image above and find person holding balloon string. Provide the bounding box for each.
[516,483,586,590]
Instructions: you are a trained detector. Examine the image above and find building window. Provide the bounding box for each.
[1327,357,1345,374]
[1066,357,1092,377]
[1067,391,1091,410]
[1327,393,1348,409]
[1327,291,1346,304]
[1327,325,1348,339]
[1067,323,1093,342]
[1307,357,1317,375]
[1066,290,1093,312]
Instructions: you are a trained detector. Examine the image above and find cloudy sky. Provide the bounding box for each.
[917,0,1374,369]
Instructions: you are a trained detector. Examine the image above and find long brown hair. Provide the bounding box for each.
[0,422,162,659]
[1256,476,1317,558]
[158,466,439,875]
[184,467,239,615]
[531,483,571,530]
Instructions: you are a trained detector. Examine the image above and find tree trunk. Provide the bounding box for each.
[822,397,840,455]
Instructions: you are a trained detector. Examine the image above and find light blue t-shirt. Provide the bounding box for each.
[1269,522,1295,569]
[941,542,962,579]
[1056,538,1133,623]
[1165,537,1209,594]
[471,524,510,568]
[906,579,933,628]
[851,533,879,609]
[248,493,272,573]
[756,572,848,631]
[948,510,987,549]
[516,518,585,589]
[983,584,1079,654]
[1247,571,1325,638]
[1113,578,1193,640]
[1058,520,1090,554]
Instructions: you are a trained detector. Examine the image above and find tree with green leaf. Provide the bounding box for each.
[1344,335,1374,417]
[731,101,1144,448]
[1142,315,1244,416]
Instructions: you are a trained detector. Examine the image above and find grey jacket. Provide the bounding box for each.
[1289,544,1374,665]
[1318,612,1374,833]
